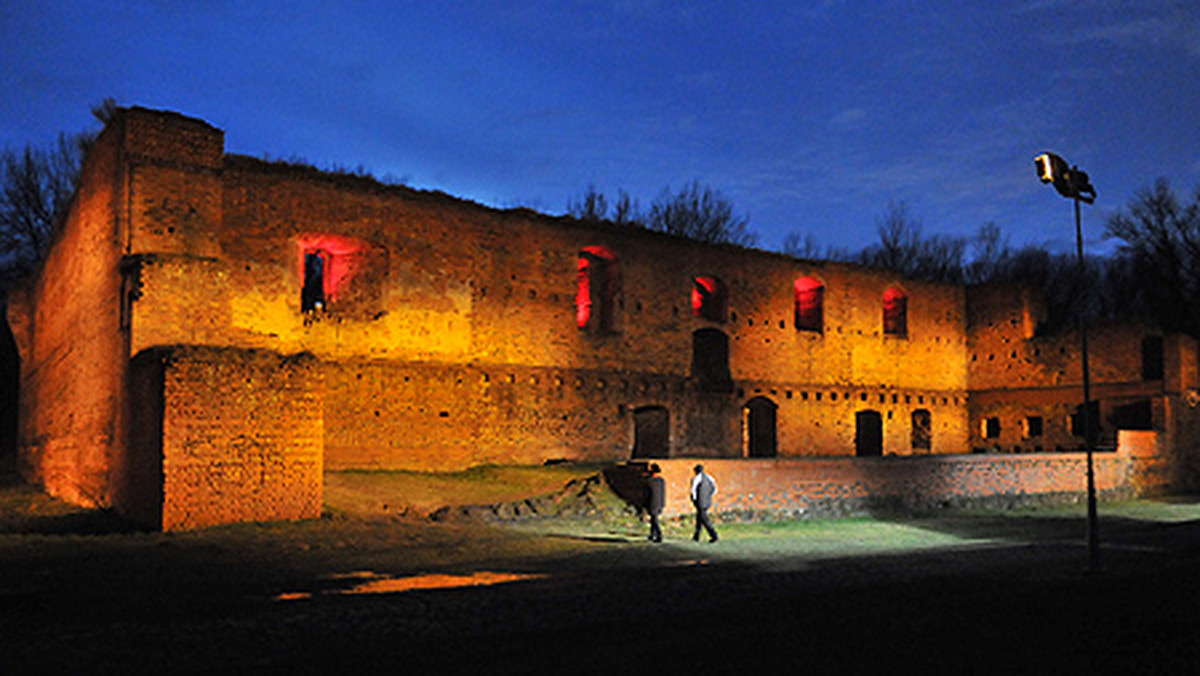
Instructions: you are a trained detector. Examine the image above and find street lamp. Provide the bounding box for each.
[1034,151,1099,572]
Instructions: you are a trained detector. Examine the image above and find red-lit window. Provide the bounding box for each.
[794,277,824,332]
[691,276,727,323]
[576,245,618,332]
[296,233,387,318]
[883,288,907,336]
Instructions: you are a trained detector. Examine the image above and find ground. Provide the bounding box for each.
[3,464,1200,674]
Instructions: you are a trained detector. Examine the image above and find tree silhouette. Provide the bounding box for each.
[0,99,115,286]
[1105,178,1200,337]
[568,181,756,246]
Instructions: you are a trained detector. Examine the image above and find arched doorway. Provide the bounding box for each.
[855,410,883,457]
[744,397,778,458]
[632,406,669,459]
[691,328,732,392]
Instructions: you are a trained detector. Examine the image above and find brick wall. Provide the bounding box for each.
[128,113,971,464]
[643,451,1134,519]
[157,347,323,530]
[7,110,129,508]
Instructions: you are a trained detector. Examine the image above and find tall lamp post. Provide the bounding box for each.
[1034,151,1099,572]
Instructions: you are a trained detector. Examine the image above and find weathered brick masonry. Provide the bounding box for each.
[7,107,1200,529]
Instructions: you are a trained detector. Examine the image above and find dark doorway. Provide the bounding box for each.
[1071,400,1101,442]
[632,406,670,459]
[0,311,19,466]
[691,329,732,392]
[302,251,326,312]
[911,408,931,451]
[744,397,778,458]
[855,410,883,457]
[1113,399,1153,431]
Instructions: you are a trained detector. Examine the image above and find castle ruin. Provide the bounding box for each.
[7,107,1200,529]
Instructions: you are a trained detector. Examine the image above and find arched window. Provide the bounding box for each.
[911,409,931,451]
[883,287,908,336]
[576,245,619,332]
[794,277,824,332]
[691,276,728,323]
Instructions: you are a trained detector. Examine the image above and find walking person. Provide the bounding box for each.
[690,464,719,543]
[646,464,665,543]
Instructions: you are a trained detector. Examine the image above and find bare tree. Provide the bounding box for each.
[1105,178,1200,336]
[856,201,965,283]
[0,99,115,285]
[646,181,756,246]
[568,181,755,246]
[781,232,824,259]
[964,222,1010,285]
[567,185,640,227]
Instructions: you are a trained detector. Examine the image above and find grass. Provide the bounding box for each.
[5,466,1200,572]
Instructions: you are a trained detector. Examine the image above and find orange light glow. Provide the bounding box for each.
[274,571,545,601]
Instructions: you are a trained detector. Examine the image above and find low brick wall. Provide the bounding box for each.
[635,451,1135,520]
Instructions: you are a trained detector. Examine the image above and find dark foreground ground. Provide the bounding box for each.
[3,473,1200,675]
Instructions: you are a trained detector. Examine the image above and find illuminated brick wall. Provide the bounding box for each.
[6,113,128,508]
[966,283,1200,461]
[156,346,322,530]
[120,109,970,465]
[646,453,1135,518]
[10,107,1196,529]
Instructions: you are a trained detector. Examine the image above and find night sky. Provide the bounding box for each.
[3,1,1198,256]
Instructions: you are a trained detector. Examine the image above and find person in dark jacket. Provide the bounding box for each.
[689,464,719,543]
[646,463,666,543]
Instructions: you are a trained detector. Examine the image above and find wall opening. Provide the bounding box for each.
[296,233,388,317]
[302,251,326,312]
[882,288,908,337]
[1025,416,1044,438]
[632,406,670,459]
[794,277,824,332]
[1142,336,1164,381]
[691,328,733,392]
[692,276,728,323]
[1113,399,1153,431]
[984,417,1001,439]
[911,408,931,451]
[577,245,619,332]
[1070,401,1101,442]
[744,396,778,458]
[855,410,883,457]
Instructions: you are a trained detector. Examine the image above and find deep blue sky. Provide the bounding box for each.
[3,1,1198,256]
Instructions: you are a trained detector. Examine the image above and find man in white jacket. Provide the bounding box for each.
[689,464,719,543]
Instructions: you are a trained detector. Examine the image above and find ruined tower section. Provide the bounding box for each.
[966,283,1200,489]
[6,111,129,509]
[10,109,324,528]
[117,110,323,529]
